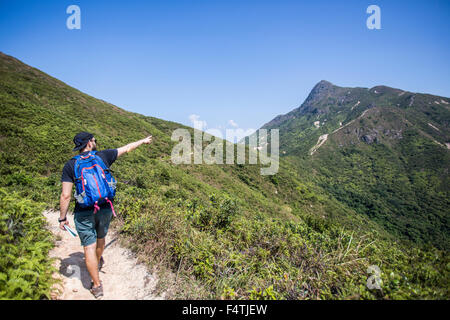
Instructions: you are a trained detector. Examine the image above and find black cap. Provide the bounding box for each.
[73,131,94,151]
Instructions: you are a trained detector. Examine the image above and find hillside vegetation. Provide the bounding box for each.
[0,53,448,299]
[259,80,450,250]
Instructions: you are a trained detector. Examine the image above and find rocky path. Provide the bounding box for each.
[44,210,164,300]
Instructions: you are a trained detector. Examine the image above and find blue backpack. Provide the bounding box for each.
[73,151,117,216]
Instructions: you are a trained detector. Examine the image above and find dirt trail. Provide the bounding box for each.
[332,109,371,135]
[44,210,164,300]
[310,134,328,155]
[310,109,372,155]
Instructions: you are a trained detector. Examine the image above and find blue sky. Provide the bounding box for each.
[1,0,450,134]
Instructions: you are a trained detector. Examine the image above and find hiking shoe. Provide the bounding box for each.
[90,284,104,299]
[98,256,105,271]
[90,280,103,288]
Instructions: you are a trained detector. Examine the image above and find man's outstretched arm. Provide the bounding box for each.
[117,135,153,158]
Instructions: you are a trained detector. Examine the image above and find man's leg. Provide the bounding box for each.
[74,210,101,289]
[96,237,106,265]
[95,207,113,266]
[84,242,101,288]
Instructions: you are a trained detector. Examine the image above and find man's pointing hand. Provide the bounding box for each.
[142,135,153,144]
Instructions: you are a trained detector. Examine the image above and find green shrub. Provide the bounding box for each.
[0,188,56,299]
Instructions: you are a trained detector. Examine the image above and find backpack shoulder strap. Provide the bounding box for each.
[71,154,81,161]
[91,151,111,170]
[71,152,96,179]
[71,151,110,171]
[73,151,97,160]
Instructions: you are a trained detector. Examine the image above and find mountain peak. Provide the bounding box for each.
[308,80,336,98]
[316,79,333,86]
[295,80,339,115]
[311,80,334,94]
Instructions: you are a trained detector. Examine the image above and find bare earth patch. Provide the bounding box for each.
[310,134,328,155]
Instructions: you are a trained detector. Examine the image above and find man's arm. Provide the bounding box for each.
[117,135,152,158]
[59,182,72,230]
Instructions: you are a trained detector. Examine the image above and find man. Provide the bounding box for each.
[59,131,152,298]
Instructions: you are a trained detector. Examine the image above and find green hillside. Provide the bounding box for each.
[258,80,450,250]
[0,53,448,300]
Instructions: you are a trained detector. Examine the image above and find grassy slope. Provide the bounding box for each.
[260,81,450,250]
[0,53,448,299]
